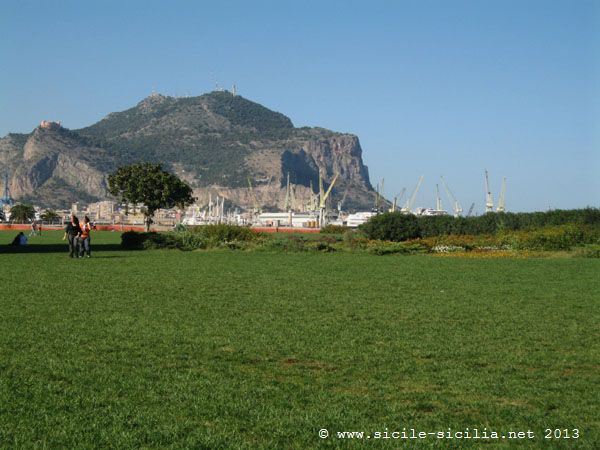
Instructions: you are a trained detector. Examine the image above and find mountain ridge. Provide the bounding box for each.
[1,91,376,210]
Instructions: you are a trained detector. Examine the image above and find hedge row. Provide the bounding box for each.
[416,224,600,252]
[360,209,600,241]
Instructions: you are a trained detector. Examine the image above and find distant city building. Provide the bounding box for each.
[85,200,117,222]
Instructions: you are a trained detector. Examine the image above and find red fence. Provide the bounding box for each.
[1,224,321,234]
[0,224,146,232]
[251,227,320,234]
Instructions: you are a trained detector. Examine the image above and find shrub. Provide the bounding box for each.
[142,233,181,250]
[121,231,183,250]
[188,224,257,245]
[320,224,348,234]
[573,244,600,258]
[419,234,505,252]
[360,212,421,242]
[366,240,427,255]
[178,232,207,250]
[262,235,306,252]
[306,238,337,252]
[510,224,593,251]
[121,226,260,251]
[121,231,147,250]
[343,230,369,250]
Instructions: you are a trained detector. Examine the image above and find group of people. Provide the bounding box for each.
[64,215,93,258]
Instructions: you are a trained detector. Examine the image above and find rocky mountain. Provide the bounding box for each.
[0,91,377,210]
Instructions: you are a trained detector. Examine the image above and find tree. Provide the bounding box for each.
[41,209,60,224]
[9,204,36,223]
[108,163,194,231]
[0,208,5,222]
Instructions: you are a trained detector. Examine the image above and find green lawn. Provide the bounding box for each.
[0,231,598,449]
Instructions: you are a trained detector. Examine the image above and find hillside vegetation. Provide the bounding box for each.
[76,92,296,187]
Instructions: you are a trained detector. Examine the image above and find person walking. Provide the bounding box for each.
[63,215,81,258]
[79,216,92,258]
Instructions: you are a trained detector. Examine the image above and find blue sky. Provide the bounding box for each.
[1,0,598,212]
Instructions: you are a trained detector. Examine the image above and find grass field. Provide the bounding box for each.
[1,231,599,449]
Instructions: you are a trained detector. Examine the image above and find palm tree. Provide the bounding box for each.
[9,204,35,223]
[41,209,60,224]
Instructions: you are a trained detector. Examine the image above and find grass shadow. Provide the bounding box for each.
[1,244,123,254]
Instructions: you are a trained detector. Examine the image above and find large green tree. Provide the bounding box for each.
[108,163,194,231]
[9,204,36,223]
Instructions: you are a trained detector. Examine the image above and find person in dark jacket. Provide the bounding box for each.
[11,232,28,246]
[63,215,81,258]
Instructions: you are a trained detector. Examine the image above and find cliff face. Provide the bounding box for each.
[0,91,376,210]
[6,127,108,207]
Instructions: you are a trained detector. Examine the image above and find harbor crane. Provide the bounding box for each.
[318,171,339,227]
[440,176,463,217]
[467,202,475,217]
[247,178,261,214]
[402,175,424,213]
[484,169,494,213]
[375,178,385,211]
[435,184,443,211]
[337,188,349,212]
[496,177,506,212]
[391,187,406,212]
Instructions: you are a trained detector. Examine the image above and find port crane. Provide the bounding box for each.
[318,171,338,226]
[467,202,475,217]
[496,177,506,212]
[337,188,349,213]
[435,184,443,211]
[440,176,463,217]
[374,178,385,211]
[484,170,494,213]
[391,188,406,212]
[402,175,424,213]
